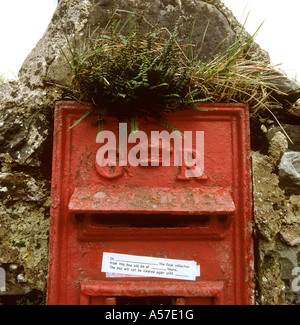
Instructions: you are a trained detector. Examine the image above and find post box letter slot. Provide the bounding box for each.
[68,186,235,239]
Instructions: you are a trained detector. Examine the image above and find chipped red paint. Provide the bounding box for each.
[80,280,225,305]
[69,186,236,215]
[47,101,254,305]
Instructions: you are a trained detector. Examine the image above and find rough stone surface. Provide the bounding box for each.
[86,0,237,62]
[0,172,46,202]
[259,253,285,305]
[268,131,288,166]
[0,175,50,295]
[278,152,300,195]
[280,225,300,247]
[0,111,49,167]
[267,124,300,152]
[0,0,299,304]
[252,150,286,241]
[276,236,300,305]
[252,137,300,304]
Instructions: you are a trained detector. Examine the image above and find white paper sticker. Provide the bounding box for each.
[106,265,200,278]
[102,253,200,281]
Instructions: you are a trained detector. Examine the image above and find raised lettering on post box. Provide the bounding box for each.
[47,102,253,305]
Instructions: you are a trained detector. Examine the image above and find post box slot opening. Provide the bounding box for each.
[76,213,233,228]
[85,213,214,228]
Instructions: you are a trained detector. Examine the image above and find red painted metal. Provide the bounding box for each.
[69,186,236,215]
[80,280,225,305]
[47,101,253,305]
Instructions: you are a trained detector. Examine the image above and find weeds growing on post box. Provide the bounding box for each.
[59,5,211,134]
[53,1,297,139]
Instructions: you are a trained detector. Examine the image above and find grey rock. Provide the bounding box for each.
[278,151,300,195]
[0,264,32,296]
[87,0,236,62]
[0,172,45,202]
[280,230,300,247]
[268,131,288,165]
[19,0,91,87]
[0,110,49,167]
[267,124,300,152]
[265,72,300,106]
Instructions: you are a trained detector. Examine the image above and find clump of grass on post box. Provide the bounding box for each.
[55,2,290,136]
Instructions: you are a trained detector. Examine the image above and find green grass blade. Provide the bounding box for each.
[69,106,96,129]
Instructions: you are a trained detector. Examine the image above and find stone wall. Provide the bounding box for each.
[0,0,299,305]
[252,122,300,304]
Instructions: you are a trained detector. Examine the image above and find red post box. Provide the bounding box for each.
[47,101,253,305]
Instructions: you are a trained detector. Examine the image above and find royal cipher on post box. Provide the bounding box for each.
[47,101,253,305]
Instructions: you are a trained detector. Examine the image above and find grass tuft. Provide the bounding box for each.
[54,4,299,134]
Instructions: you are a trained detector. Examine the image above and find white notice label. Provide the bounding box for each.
[101,253,200,281]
